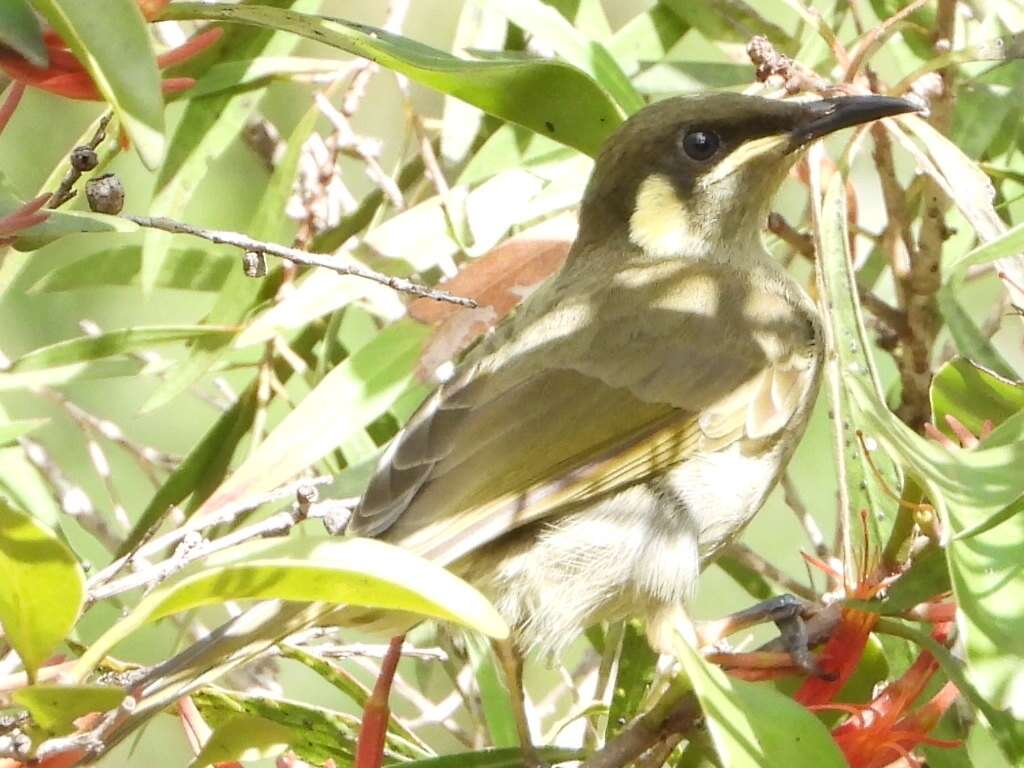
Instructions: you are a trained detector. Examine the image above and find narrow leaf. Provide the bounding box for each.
[80,537,508,673]
[161,2,625,157]
[13,685,124,736]
[7,326,234,372]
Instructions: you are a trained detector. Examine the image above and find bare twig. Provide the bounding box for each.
[19,436,119,551]
[123,215,475,306]
[50,112,112,209]
[747,36,834,95]
[580,679,701,768]
[87,486,349,604]
[86,476,335,594]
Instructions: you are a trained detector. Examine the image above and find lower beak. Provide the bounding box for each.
[788,95,920,151]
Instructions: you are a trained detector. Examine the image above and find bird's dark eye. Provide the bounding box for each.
[681,129,720,161]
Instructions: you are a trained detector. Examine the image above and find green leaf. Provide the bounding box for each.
[13,685,124,736]
[673,631,846,767]
[140,0,317,294]
[465,634,519,749]
[660,0,794,50]
[946,220,1024,277]
[194,319,428,520]
[30,247,234,293]
[193,687,426,764]
[171,56,343,100]
[0,418,49,447]
[0,498,85,679]
[7,326,234,373]
[190,714,291,768]
[161,2,625,157]
[931,358,1024,439]
[936,287,1017,380]
[474,0,643,114]
[607,3,688,76]
[0,0,47,67]
[0,359,149,392]
[606,619,658,741]
[28,0,164,167]
[81,537,508,675]
[846,380,1024,761]
[810,162,898,561]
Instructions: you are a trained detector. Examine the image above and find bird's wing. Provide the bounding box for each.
[348,259,819,565]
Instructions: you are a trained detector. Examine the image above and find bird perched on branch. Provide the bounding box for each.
[121,91,918,763]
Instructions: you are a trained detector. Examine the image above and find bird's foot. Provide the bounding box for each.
[697,594,837,679]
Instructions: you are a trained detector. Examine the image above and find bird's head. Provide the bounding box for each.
[576,93,919,260]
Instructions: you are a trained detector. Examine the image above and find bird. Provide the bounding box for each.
[342,90,917,756]
[124,91,918,762]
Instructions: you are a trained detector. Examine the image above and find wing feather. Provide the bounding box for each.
[349,257,819,563]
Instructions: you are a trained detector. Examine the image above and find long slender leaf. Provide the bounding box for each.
[161,2,625,157]
[7,326,234,372]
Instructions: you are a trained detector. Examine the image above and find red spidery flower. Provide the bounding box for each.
[812,623,960,768]
[0,2,222,102]
[793,526,961,767]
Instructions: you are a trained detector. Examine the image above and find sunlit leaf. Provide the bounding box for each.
[6,326,234,372]
[193,687,427,764]
[0,498,84,679]
[161,2,625,157]
[190,714,291,768]
[673,631,846,767]
[13,684,124,736]
[81,537,508,676]
[931,358,1024,439]
[474,0,643,114]
[810,158,898,560]
[29,0,164,166]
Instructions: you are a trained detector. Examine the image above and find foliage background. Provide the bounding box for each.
[1,0,1023,766]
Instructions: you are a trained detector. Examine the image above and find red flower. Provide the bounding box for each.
[0,15,221,101]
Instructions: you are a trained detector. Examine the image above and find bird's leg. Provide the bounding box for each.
[696,594,827,677]
[491,638,543,768]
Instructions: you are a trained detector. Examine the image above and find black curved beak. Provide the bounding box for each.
[788,95,921,152]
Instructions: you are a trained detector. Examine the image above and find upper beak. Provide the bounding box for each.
[788,95,921,151]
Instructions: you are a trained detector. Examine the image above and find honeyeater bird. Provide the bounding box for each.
[125,92,918,757]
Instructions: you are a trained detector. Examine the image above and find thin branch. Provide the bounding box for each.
[580,678,701,768]
[123,214,476,307]
[86,476,335,594]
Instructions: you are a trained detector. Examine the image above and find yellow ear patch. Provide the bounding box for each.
[629,174,704,258]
